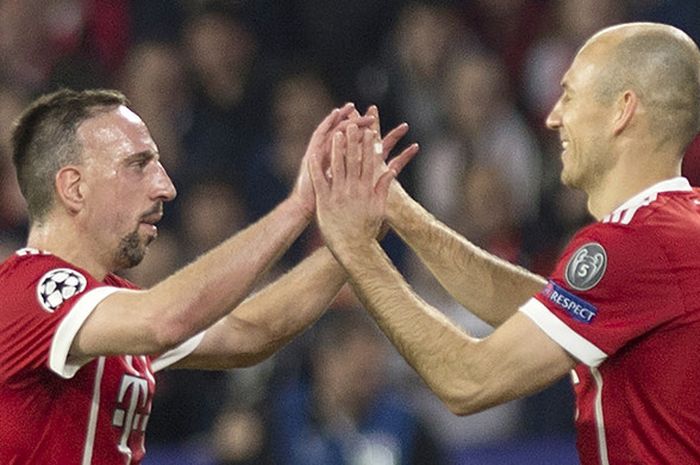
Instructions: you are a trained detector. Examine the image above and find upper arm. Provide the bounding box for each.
[70,287,171,359]
[459,311,576,414]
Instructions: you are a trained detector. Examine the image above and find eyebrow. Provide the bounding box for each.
[124,150,158,163]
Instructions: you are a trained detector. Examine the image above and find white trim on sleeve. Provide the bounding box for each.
[150,331,206,372]
[49,286,124,378]
[519,297,608,367]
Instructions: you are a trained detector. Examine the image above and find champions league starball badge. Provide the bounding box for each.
[37,268,88,313]
[564,242,607,291]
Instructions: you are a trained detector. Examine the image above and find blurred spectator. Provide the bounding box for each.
[42,0,131,89]
[268,309,443,465]
[0,0,86,90]
[461,0,549,87]
[414,51,542,224]
[178,179,248,261]
[0,85,28,235]
[290,0,402,105]
[454,164,525,263]
[181,4,273,198]
[378,2,474,143]
[248,69,334,220]
[211,407,272,465]
[522,0,627,124]
[118,41,191,175]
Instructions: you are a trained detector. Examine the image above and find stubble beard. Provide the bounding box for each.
[561,141,611,194]
[114,229,153,270]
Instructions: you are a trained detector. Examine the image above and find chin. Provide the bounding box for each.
[115,232,149,270]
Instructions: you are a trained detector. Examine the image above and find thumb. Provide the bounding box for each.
[308,152,330,197]
[375,169,397,199]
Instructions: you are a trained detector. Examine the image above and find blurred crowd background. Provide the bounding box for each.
[1,1,700,464]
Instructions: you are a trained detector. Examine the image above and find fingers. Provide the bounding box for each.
[381,123,410,160]
[346,124,362,180]
[330,131,346,183]
[361,128,376,182]
[334,103,356,125]
[365,105,381,135]
[387,143,419,176]
[325,115,374,156]
[333,115,375,133]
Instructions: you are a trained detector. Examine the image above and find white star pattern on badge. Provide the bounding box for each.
[36,268,88,313]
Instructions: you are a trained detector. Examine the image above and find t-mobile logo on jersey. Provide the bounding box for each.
[113,374,150,463]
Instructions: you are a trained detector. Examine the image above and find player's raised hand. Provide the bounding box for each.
[308,125,396,254]
[363,105,419,186]
[291,103,374,219]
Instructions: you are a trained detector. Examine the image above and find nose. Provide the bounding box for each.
[152,161,177,202]
[545,98,562,131]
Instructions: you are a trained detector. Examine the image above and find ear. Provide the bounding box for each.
[55,166,84,214]
[612,90,638,136]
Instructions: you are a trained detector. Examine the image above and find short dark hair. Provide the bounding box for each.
[11,89,129,223]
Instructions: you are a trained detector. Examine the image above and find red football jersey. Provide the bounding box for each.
[0,249,204,465]
[521,177,700,464]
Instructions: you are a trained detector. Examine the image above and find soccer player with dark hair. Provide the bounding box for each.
[0,88,416,464]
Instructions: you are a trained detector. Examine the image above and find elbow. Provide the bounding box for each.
[228,321,283,367]
[147,315,195,353]
[439,384,489,417]
[430,363,495,416]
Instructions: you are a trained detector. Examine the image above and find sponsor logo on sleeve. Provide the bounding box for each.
[36,268,88,313]
[542,281,598,324]
[564,242,607,291]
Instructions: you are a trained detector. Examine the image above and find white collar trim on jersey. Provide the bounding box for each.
[15,247,52,256]
[604,176,691,224]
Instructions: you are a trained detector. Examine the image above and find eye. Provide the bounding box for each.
[130,158,150,170]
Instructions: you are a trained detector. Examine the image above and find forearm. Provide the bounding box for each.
[76,197,311,356]
[148,197,312,341]
[387,184,545,326]
[335,240,490,412]
[176,247,347,369]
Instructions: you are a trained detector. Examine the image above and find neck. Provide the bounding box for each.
[26,217,110,280]
[586,151,682,220]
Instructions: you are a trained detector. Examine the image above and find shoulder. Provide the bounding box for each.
[566,189,700,266]
[554,216,672,294]
[0,248,99,316]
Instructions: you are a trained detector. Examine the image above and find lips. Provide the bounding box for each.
[139,206,163,238]
[140,214,162,226]
[139,204,163,226]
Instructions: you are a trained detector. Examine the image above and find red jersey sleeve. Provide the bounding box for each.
[519,220,684,367]
[0,252,123,383]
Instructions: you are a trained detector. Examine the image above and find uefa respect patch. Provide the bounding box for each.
[542,281,598,324]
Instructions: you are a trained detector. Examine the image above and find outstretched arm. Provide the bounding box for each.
[363,106,544,327]
[387,184,545,327]
[173,247,346,369]
[70,104,370,359]
[310,122,574,414]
